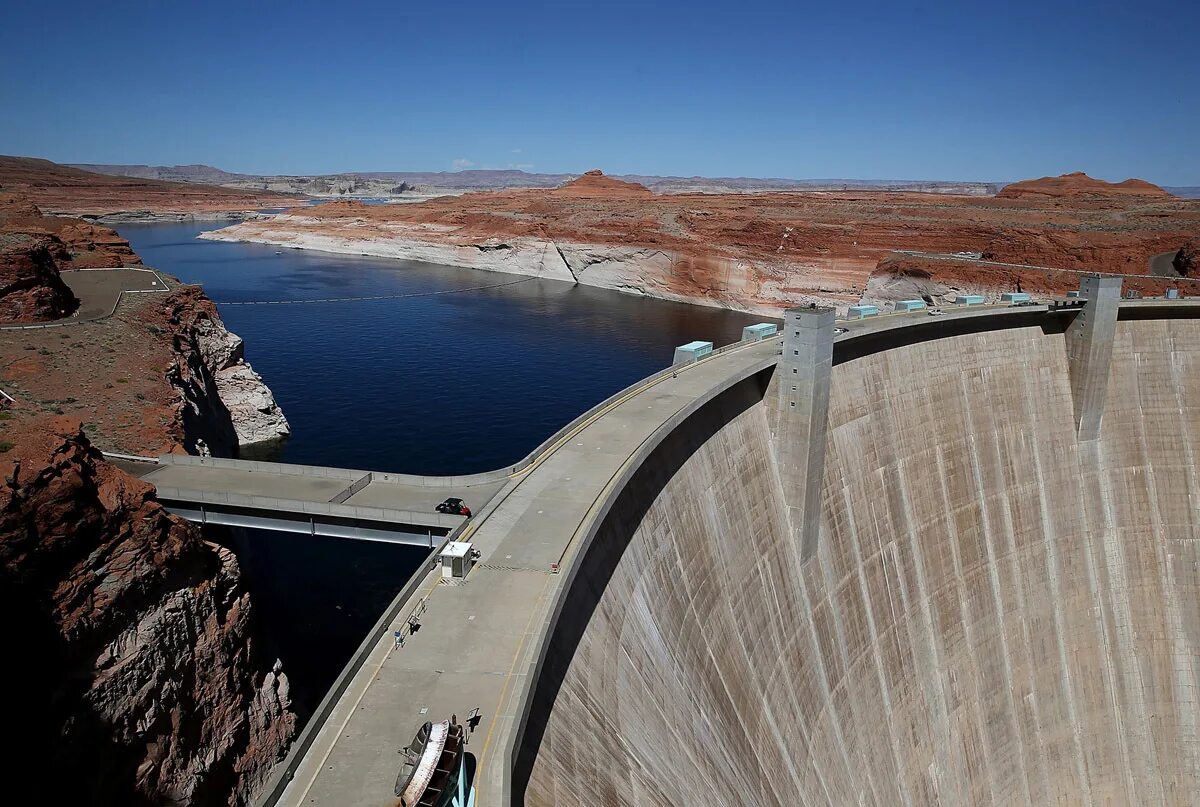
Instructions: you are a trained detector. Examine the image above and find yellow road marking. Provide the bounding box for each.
[476,573,553,775]
[292,574,443,804]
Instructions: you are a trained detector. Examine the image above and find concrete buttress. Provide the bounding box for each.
[1065,274,1122,440]
[774,305,834,558]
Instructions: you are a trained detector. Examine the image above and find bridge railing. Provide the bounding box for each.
[154,486,464,531]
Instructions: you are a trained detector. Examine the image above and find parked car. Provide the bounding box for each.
[436,497,472,516]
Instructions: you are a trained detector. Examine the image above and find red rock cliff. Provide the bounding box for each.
[0,233,79,321]
[1,420,295,804]
[0,193,149,324]
[0,194,294,804]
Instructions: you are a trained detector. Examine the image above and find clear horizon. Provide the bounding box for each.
[2,0,1197,185]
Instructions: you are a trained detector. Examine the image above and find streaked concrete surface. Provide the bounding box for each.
[245,298,1199,807]
[523,314,1200,806]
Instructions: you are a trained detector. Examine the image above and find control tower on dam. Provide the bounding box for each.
[262,293,1199,807]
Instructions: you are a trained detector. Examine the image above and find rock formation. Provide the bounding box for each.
[0,196,293,804]
[0,193,143,267]
[163,287,290,452]
[863,254,1189,306]
[1174,237,1199,276]
[548,169,654,198]
[0,194,288,451]
[1,419,296,805]
[193,304,291,446]
[0,193,147,323]
[996,171,1173,200]
[0,233,79,321]
[203,170,1200,313]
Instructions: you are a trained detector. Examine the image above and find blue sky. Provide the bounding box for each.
[1,0,1196,183]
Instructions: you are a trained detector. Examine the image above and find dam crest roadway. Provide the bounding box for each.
[120,291,1200,806]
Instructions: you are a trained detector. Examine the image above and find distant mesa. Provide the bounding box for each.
[998,171,1172,200]
[550,169,653,198]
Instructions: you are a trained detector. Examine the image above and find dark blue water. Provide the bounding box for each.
[116,221,767,718]
[119,222,762,473]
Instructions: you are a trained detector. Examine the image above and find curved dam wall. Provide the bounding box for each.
[516,316,1200,805]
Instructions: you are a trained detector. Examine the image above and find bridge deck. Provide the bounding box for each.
[141,462,505,519]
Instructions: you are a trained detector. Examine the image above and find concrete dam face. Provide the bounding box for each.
[517,316,1200,805]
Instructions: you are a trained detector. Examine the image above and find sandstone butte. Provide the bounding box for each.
[996,170,1173,200]
[204,169,1200,313]
[0,154,296,216]
[0,196,295,803]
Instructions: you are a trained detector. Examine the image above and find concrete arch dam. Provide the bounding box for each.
[519,305,1200,805]
[255,296,1199,807]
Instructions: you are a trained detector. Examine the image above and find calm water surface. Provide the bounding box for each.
[117,221,768,715]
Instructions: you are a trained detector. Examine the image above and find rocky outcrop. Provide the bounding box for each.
[0,192,142,268]
[0,420,295,804]
[0,192,149,323]
[162,287,290,451]
[1174,238,1200,277]
[549,169,653,198]
[194,312,291,446]
[997,171,1173,200]
[0,233,79,321]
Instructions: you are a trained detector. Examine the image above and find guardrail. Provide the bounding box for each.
[155,486,463,531]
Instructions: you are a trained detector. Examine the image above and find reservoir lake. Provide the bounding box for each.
[117,221,767,717]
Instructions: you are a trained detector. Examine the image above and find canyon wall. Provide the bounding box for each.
[200,219,805,314]
[0,193,289,452]
[164,286,290,454]
[863,255,1199,307]
[1,421,295,804]
[0,233,80,321]
[0,195,293,804]
[522,316,1200,805]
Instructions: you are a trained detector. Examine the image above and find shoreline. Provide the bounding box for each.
[64,209,278,224]
[198,222,848,316]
